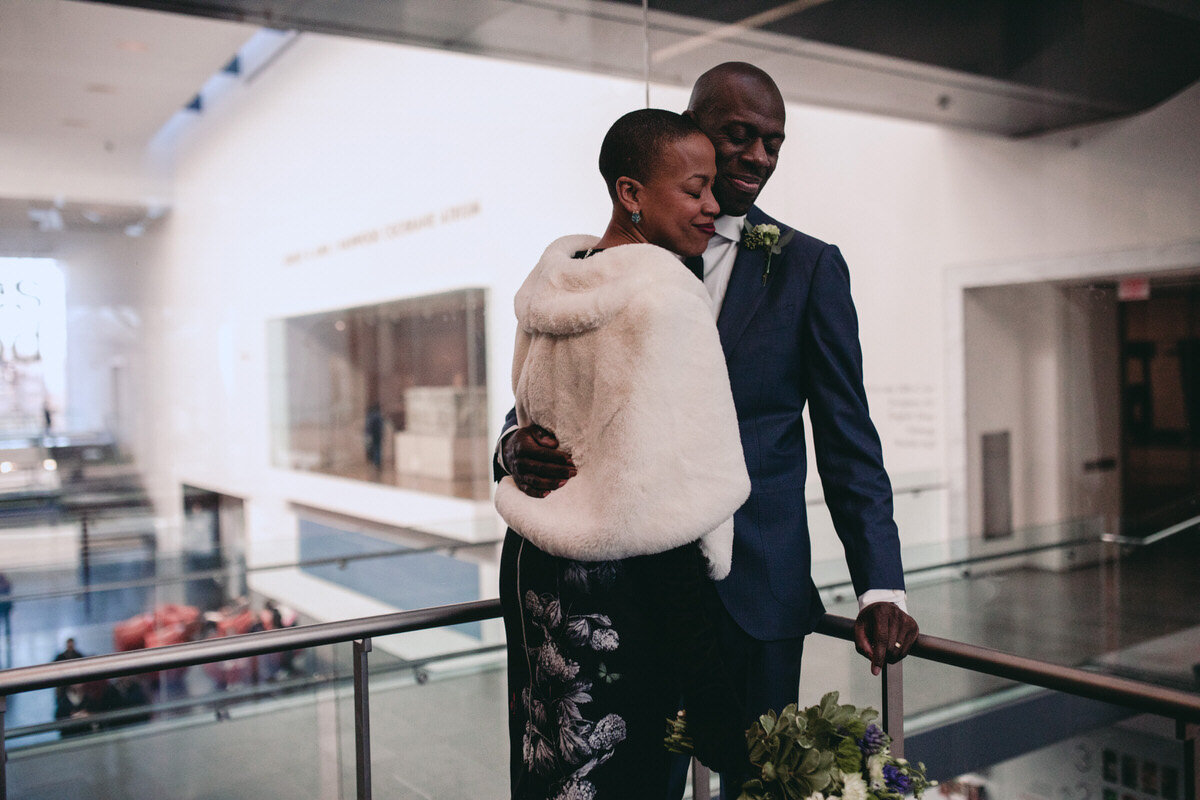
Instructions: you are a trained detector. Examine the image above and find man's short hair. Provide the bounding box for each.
[687,61,783,117]
[598,108,703,201]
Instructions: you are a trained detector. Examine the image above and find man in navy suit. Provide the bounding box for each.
[500,61,918,793]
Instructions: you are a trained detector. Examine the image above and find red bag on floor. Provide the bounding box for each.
[113,613,154,651]
[144,624,188,649]
[144,623,190,684]
[154,604,201,638]
[217,609,256,636]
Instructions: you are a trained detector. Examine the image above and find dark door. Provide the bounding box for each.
[1119,282,1200,535]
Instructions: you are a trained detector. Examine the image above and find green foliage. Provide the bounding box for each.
[834,736,863,774]
[664,711,693,756]
[667,692,935,800]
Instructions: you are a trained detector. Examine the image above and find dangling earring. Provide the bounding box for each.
[631,211,642,224]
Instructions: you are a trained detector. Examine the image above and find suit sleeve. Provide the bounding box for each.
[492,406,518,482]
[802,244,905,595]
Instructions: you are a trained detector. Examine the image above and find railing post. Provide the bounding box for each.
[882,661,904,758]
[353,638,372,800]
[80,514,92,616]
[691,759,711,800]
[1102,538,1121,654]
[2,694,8,800]
[1180,720,1198,800]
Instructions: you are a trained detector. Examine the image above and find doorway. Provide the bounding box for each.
[181,486,246,609]
[1119,282,1200,535]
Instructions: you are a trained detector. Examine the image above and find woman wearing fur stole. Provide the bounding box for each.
[494,109,752,799]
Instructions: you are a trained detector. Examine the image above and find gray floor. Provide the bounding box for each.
[5,535,1199,798]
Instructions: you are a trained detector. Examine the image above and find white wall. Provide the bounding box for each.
[958,280,1120,575]
[0,135,169,209]
[51,30,1200,597]
[938,85,1200,548]
[57,229,155,437]
[964,283,1063,534]
[1059,286,1121,534]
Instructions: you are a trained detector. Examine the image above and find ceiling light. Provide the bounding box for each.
[125,223,145,238]
[0,462,13,474]
[82,210,103,224]
[43,459,57,472]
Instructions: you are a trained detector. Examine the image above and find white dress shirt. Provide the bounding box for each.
[694,213,746,319]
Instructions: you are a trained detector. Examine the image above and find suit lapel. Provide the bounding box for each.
[717,206,771,356]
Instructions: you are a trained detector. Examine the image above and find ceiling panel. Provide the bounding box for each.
[0,0,259,148]
[78,0,1200,136]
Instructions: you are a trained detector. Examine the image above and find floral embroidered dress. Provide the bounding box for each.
[501,532,747,800]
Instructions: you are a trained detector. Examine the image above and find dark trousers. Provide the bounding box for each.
[665,604,804,800]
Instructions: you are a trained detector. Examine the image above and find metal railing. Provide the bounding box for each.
[1103,511,1200,546]
[2,600,1198,800]
[0,536,503,605]
[3,501,1190,612]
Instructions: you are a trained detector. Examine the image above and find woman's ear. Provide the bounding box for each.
[615,176,643,217]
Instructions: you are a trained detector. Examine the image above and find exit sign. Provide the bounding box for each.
[1117,277,1150,301]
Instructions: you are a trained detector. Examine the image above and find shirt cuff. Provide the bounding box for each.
[857,589,907,614]
[495,425,519,474]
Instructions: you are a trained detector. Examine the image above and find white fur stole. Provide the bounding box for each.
[494,235,750,579]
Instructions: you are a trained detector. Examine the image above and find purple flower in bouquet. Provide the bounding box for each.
[858,723,886,756]
[884,764,913,793]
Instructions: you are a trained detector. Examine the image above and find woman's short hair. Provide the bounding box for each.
[598,109,704,200]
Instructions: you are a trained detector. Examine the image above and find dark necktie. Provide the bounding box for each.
[684,255,705,281]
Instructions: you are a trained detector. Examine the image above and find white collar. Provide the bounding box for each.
[715,213,747,242]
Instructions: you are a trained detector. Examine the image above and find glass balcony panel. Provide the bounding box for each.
[804,623,1196,799]
[4,642,350,799]
[910,707,1190,800]
[362,629,508,799]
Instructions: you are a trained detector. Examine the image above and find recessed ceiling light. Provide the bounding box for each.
[61,118,88,128]
[86,83,117,95]
[118,39,150,53]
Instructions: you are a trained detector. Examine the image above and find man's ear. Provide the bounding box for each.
[614,176,643,217]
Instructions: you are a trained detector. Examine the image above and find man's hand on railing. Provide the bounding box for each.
[854,602,919,676]
[503,424,576,498]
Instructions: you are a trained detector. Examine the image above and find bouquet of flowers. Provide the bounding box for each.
[666,692,934,800]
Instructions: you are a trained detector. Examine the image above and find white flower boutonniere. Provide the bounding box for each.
[741,222,796,285]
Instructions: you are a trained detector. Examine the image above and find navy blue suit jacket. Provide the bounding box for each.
[497,207,904,641]
[713,206,903,640]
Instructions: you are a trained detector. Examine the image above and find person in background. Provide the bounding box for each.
[54,637,84,661]
[365,402,384,472]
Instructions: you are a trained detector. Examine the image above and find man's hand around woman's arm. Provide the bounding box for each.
[502,424,577,498]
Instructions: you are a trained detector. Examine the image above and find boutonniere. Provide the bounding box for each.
[741,223,795,285]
